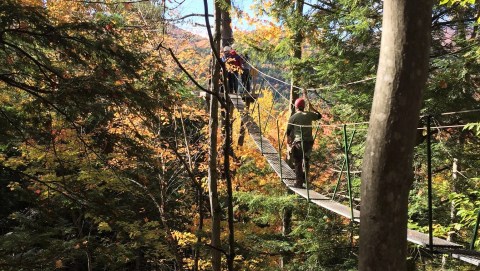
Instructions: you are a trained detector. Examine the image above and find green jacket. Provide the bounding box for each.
[286,111,322,142]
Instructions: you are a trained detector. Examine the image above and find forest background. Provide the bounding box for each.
[0,0,479,270]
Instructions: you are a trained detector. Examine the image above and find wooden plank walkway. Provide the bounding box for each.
[228,94,480,266]
[452,253,480,266]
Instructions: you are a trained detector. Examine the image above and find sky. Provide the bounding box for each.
[166,0,258,37]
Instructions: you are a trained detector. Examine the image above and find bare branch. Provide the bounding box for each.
[157,44,226,107]
[70,0,150,4]
[166,13,213,21]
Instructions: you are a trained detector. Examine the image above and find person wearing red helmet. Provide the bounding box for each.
[286,98,322,188]
[221,46,243,93]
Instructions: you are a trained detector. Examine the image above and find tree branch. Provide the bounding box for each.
[70,0,150,4]
[169,141,202,190]
[1,72,168,221]
[203,243,228,257]
[432,18,477,28]
[166,13,213,21]
[157,44,226,107]
[3,40,62,81]
[303,1,336,13]
[0,74,53,94]
[1,166,89,207]
[432,3,460,22]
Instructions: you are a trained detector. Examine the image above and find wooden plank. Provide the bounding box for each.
[245,122,261,134]
[451,254,480,266]
[290,187,361,222]
[407,230,462,248]
[282,178,296,187]
[230,93,260,103]
[436,249,480,266]
[229,94,247,110]
[263,153,297,180]
[249,133,279,154]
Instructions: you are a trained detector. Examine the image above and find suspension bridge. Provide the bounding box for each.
[223,59,480,266]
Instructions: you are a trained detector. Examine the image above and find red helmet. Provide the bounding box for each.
[295,98,305,109]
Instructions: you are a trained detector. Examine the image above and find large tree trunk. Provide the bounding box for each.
[359,0,433,270]
[207,2,222,271]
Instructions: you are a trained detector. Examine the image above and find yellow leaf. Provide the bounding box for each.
[55,259,63,268]
[98,221,112,232]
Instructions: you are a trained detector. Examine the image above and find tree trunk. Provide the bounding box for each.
[208,2,222,271]
[471,2,480,40]
[220,0,233,133]
[221,0,234,47]
[442,158,458,268]
[456,7,468,40]
[219,3,236,270]
[288,0,304,116]
[283,2,304,268]
[359,0,433,270]
[280,200,293,269]
[193,185,204,271]
[237,101,250,146]
[224,91,235,271]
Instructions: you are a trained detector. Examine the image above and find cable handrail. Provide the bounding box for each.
[230,93,476,131]
[242,63,332,111]
[258,72,292,104]
[439,109,480,116]
[251,61,479,120]
[231,73,281,122]
[272,120,472,130]
[417,124,469,130]
[229,56,479,132]
[241,55,376,92]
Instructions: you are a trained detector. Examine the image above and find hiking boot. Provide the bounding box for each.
[293,182,304,188]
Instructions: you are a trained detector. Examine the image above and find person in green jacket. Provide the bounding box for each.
[286,98,322,188]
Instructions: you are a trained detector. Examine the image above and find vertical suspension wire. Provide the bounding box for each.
[333,128,356,200]
[312,124,321,142]
[332,159,346,200]
[257,103,263,154]
[427,115,434,251]
[300,127,310,201]
[235,81,240,108]
[258,77,266,94]
[343,125,354,221]
[276,120,283,181]
[263,89,278,133]
[470,209,480,250]
[249,77,265,116]
[249,81,262,115]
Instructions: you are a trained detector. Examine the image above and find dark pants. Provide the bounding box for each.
[241,69,251,93]
[292,141,314,187]
[227,72,238,93]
